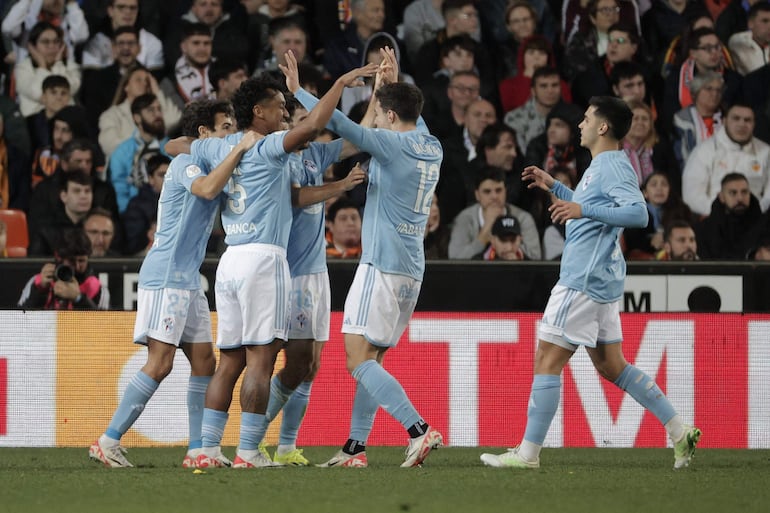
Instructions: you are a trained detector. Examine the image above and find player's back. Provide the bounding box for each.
[192,131,293,249]
[362,127,443,280]
[139,153,218,289]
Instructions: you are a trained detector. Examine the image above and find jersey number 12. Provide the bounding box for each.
[413,161,439,214]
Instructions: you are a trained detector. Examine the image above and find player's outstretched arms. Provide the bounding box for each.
[191,130,261,199]
[291,163,366,207]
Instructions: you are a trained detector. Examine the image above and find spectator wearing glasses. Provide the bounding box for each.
[562,0,623,81]
[83,207,119,257]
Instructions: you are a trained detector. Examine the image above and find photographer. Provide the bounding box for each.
[18,228,109,310]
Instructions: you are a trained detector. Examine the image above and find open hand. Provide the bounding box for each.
[279,49,301,93]
[522,165,555,192]
[341,163,367,191]
[339,62,379,88]
[549,199,582,224]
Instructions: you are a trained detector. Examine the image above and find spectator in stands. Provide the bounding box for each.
[683,103,770,216]
[249,0,308,70]
[716,0,765,44]
[19,227,109,310]
[622,100,677,186]
[437,97,496,224]
[108,93,169,213]
[325,197,362,259]
[2,0,89,66]
[625,171,693,259]
[696,172,763,259]
[122,153,169,255]
[562,0,621,81]
[83,207,118,257]
[424,69,479,142]
[743,62,770,143]
[470,123,526,209]
[424,192,450,259]
[496,1,538,79]
[498,35,570,113]
[98,65,180,157]
[473,214,526,261]
[26,75,70,164]
[1,111,32,212]
[403,0,476,63]
[31,104,93,190]
[663,27,742,132]
[481,0,557,46]
[655,219,699,260]
[323,0,386,80]
[660,13,733,80]
[163,0,248,76]
[160,22,215,112]
[562,0,641,48]
[0,95,32,160]
[641,0,710,76]
[571,23,642,108]
[208,57,248,101]
[524,102,590,185]
[81,0,163,72]
[255,18,315,74]
[412,0,493,88]
[80,26,144,133]
[28,169,93,256]
[672,70,724,170]
[504,66,563,154]
[13,21,81,117]
[728,2,770,76]
[28,138,120,252]
[448,167,541,260]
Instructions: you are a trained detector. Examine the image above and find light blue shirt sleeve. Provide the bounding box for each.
[550,181,574,201]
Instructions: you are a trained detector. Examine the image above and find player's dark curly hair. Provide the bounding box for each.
[232,75,286,130]
[180,99,235,137]
[588,96,633,141]
[374,83,424,123]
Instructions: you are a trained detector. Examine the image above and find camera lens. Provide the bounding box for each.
[55,264,74,282]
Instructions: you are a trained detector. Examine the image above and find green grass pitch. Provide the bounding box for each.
[1,447,768,513]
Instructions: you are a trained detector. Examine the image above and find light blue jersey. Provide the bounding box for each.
[138,153,218,289]
[192,131,293,248]
[286,139,343,277]
[294,89,443,280]
[551,150,648,303]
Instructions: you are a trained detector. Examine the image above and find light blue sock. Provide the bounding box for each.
[201,408,228,448]
[349,382,379,442]
[187,376,211,450]
[239,412,267,451]
[279,381,312,446]
[614,365,677,424]
[265,375,295,425]
[352,360,420,430]
[523,374,561,445]
[105,371,159,441]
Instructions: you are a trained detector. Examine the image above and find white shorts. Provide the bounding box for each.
[538,284,623,351]
[342,264,421,348]
[288,271,331,341]
[133,287,212,346]
[215,244,291,348]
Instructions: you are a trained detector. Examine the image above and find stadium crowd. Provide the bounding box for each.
[1,0,770,263]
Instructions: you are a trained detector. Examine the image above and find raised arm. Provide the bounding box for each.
[291,163,367,207]
[164,136,194,157]
[190,131,261,200]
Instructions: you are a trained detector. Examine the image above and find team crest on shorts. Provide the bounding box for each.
[295,312,307,329]
[162,317,174,334]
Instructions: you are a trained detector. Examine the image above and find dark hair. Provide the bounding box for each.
[56,228,92,259]
[688,27,718,53]
[439,34,476,58]
[663,219,694,242]
[112,25,139,41]
[298,63,324,91]
[130,93,158,116]
[28,21,63,46]
[146,154,171,177]
[609,61,644,88]
[231,74,285,130]
[374,83,423,123]
[208,58,246,92]
[442,0,476,17]
[268,17,307,39]
[531,66,560,86]
[506,1,537,24]
[475,166,506,190]
[327,197,360,223]
[748,2,770,19]
[721,172,749,188]
[475,123,517,157]
[181,21,212,40]
[180,98,235,137]
[607,23,640,45]
[726,102,755,117]
[285,95,302,118]
[60,169,93,192]
[522,34,551,55]
[61,138,95,163]
[587,0,617,16]
[85,207,115,223]
[588,96,633,140]
[42,75,70,92]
